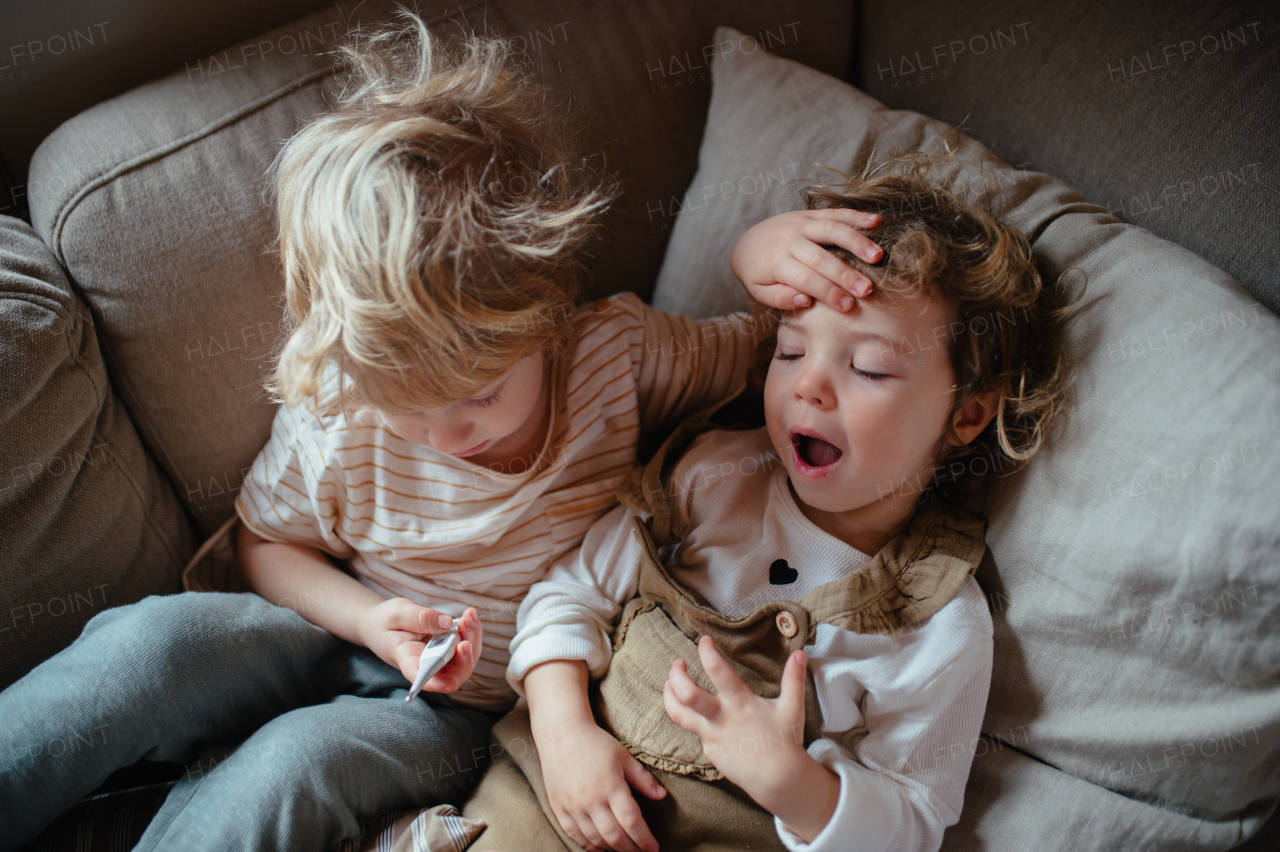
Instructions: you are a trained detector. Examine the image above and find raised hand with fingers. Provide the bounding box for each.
[663,635,840,844]
[731,208,885,312]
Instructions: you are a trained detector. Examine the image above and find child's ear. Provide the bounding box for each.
[946,390,1000,447]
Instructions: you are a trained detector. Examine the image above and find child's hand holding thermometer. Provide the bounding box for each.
[355,600,482,698]
[406,620,461,702]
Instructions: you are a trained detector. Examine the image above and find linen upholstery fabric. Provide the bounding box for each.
[0,0,335,194]
[855,0,1280,316]
[651,27,1280,849]
[24,0,852,537]
[0,216,193,690]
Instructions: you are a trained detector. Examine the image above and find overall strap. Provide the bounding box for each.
[615,419,721,546]
[798,501,987,638]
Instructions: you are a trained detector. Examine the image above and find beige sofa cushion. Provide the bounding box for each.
[854,0,1280,317]
[0,0,335,194]
[0,215,194,689]
[652,26,1280,849]
[25,0,852,537]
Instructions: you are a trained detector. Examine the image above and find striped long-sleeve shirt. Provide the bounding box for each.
[235,293,762,709]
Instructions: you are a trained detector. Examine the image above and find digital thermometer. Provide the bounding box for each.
[405,619,460,702]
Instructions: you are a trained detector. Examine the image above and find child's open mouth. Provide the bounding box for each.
[790,429,843,478]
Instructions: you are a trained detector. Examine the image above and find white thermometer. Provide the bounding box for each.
[405,619,461,702]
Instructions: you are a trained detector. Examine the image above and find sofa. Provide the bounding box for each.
[1,1,1277,849]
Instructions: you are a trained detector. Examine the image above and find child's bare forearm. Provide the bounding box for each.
[525,660,595,739]
[525,660,666,852]
[237,524,384,644]
[752,749,841,844]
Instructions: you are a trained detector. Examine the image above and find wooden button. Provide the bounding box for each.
[775,611,798,638]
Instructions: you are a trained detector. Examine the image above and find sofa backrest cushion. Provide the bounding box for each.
[0,0,334,202]
[855,0,1280,316]
[25,0,852,536]
[0,215,194,689]
[651,26,1280,849]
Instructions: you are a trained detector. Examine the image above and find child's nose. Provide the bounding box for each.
[793,368,835,409]
[433,421,476,454]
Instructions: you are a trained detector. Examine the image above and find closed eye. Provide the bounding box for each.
[773,352,802,361]
[467,386,506,407]
[852,366,890,380]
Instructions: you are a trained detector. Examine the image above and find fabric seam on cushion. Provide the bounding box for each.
[0,290,81,433]
[67,298,192,528]
[1024,199,1117,246]
[48,65,336,266]
[0,290,68,318]
[62,296,192,571]
[96,429,191,572]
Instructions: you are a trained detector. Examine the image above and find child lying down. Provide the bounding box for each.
[418,158,1074,852]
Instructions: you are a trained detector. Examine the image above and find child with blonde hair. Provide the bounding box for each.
[0,15,883,852]
[438,158,1075,852]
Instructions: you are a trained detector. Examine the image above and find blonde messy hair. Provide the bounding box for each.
[268,12,617,413]
[755,141,1079,495]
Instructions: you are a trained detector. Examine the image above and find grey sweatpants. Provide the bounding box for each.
[0,592,499,851]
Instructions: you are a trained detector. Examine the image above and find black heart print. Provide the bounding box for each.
[769,558,798,585]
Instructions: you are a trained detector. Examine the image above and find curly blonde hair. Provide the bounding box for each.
[267,12,617,413]
[753,144,1079,494]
